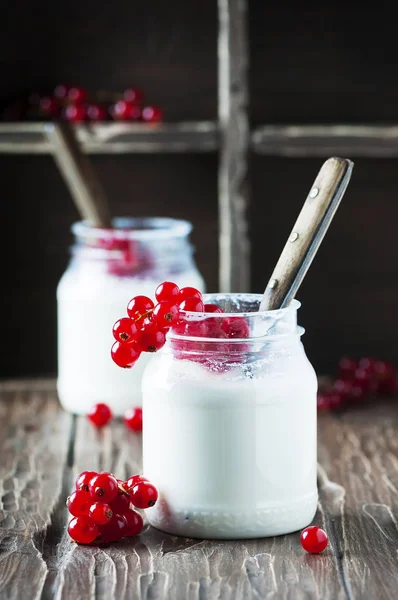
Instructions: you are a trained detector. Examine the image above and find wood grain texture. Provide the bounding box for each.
[260,157,353,311]
[1,380,397,599]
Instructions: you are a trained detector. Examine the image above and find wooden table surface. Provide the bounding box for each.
[0,380,397,600]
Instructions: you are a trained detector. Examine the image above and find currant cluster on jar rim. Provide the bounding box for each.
[111,281,250,369]
[67,470,158,545]
[4,84,162,123]
[87,402,142,432]
[318,356,398,411]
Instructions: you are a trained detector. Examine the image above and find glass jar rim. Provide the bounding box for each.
[180,294,301,318]
[72,217,193,242]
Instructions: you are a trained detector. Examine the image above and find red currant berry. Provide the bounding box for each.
[178,287,202,303]
[54,84,69,100]
[111,100,141,121]
[39,96,59,116]
[358,357,376,374]
[112,317,138,343]
[68,86,88,104]
[142,105,163,123]
[87,103,108,121]
[88,403,113,428]
[98,513,128,542]
[317,392,344,411]
[155,281,180,303]
[89,472,119,503]
[123,474,148,493]
[179,297,205,312]
[338,356,358,380]
[353,368,372,395]
[67,490,91,517]
[153,301,179,328]
[137,323,166,353]
[127,296,155,321]
[68,516,98,545]
[89,502,113,525]
[76,470,98,492]
[129,480,158,509]
[124,509,144,536]
[300,526,328,553]
[123,87,143,104]
[111,341,141,368]
[110,491,131,514]
[204,303,223,314]
[221,317,250,339]
[124,407,143,432]
[332,379,353,400]
[64,104,87,122]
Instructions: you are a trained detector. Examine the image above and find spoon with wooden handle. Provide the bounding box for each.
[260,156,354,312]
[45,121,112,228]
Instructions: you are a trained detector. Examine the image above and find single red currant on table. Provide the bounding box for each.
[300,526,328,553]
[124,407,143,432]
[88,403,113,427]
[68,516,98,544]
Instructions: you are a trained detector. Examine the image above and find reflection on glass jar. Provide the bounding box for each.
[57,217,205,415]
[143,294,318,539]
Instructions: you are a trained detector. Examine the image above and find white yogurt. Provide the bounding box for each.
[57,218,205,416]
[142,295,318,539]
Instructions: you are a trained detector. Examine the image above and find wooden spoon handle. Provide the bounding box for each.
[45,122,112,228]
[260,156,354,311]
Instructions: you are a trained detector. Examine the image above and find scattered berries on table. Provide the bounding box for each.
[67,470,157,545]
[300,526,328,554]
[87,403,113,428]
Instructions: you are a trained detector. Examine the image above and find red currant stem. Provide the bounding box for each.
[117,483,130,496]
[136,308,154,322]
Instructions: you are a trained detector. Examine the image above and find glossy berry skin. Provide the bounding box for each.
[89,502,113,525]
[153,301,179,328]
[88,403,113,428]
[110,491,131,514]
[123,87,143,104]
[67,490,91,517]
[155,281,180,303]
[317,392,344,411]
[127,296,154,321]
[204,303,223,314]
[68,86,88,104]
[124,509,144,536]
[87,103,108,121]
[137,323,166,353]
[221,317,250,339]
[112,100,141,121]
[89,472,119,503]
[142,105,163,123]
[98,513,128,542]
[76,470,97,492]
[112,317,138,343]
[39,96,59,116]
[124,407,143,432]
[111,341,141,368]
[129,480,158,509]
[178,287,202,303]
[54,84,69,100]
[68,516,98,545]
[64,104,87,122]
[123,474,148,493]
[338,357,358,380]
[300,526,328,553]
[179,297,205,312]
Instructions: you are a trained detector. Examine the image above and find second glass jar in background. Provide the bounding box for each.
[57,217,205,415]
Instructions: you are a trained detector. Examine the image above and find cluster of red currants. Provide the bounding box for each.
[111,281,250,369]
[318,356,397,411]
[87,403,142,432]
[67,471,157,545]
[4,84,162,123]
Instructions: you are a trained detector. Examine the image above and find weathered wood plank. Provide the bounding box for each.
[0,383,72,600]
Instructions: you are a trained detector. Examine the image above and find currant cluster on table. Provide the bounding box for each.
[87,402,142,432]
[3,84,162,123]
[318,356,397,411]
[111,281,250,369]
[67,470,158,545]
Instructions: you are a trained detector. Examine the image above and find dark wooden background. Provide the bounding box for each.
[1,1,397,377]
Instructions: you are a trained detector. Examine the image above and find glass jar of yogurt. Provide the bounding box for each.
[57,217,205,415]
[142,293,318,539]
